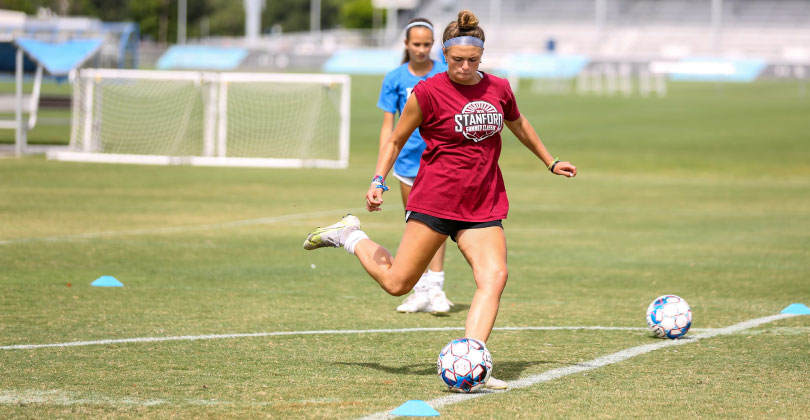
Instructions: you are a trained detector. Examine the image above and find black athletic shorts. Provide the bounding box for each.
[405,211,503,242]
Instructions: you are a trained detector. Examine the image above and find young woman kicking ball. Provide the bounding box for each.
[304,10,577,391]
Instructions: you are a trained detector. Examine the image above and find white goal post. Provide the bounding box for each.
[47,69,351,168]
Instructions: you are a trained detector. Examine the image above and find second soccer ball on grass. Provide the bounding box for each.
[646,294,692,339]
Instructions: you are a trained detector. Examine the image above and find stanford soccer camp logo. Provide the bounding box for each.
[454,101,503,142]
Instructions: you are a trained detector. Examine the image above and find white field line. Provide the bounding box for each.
[1,326,668,351]
[0,389,323,407]
[0,207,364,246]
[0,390,166,407]
[0,390,249,407]
[358,313,798,420]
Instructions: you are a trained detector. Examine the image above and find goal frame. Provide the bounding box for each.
[47,69,351,169]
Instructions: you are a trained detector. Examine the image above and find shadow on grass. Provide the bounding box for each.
[491,360,559,380]
[447,303,469,314]
[389,303,470,317]
[336,362,435,376]
[425,303,470,317]
[337,359,558,380]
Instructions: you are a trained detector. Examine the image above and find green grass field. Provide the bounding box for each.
[1,76,809,419]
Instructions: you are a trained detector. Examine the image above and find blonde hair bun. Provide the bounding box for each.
[442,9,485,44]
[457,10,479,30]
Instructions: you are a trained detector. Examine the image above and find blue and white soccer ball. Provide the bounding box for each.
[646,295,692,339]
[437,338,492,392]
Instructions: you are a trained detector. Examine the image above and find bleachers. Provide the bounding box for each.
[414,0,810,62]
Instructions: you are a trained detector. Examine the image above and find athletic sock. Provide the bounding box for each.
[412,272,431,293]
[426,270,445,290]
[343,230,369,255]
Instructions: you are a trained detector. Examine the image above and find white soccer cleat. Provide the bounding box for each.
[445,377,503,393]
[396,291,431,313]
[485,377,508,390]
[428,289,453,314]
[303,214,361,250]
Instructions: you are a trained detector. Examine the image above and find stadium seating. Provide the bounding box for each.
[414,0,810,62]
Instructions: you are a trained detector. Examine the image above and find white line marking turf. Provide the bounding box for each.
[0,390,258,407]
[0,390,166,406]
[0,316,795,411]
[357,313,798,420]
[0,390,315,407]
[1,326,658,351]
[0,208,364,245]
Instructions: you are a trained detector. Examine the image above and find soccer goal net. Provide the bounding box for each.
[47,69,350,168]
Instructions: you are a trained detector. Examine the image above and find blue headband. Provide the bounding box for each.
[405,21,433,32]
[442,36,484,49]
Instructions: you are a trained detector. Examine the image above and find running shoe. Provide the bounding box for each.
[485,377,508,390]
[396,291,431,313]
[446,377,505,393]
[428,289,453,314]
[303,214,361,250]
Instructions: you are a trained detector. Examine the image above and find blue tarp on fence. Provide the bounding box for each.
[666,57,767,82]
[495,53,590,79]
[157,45,248,70]
[323,49,401,75]
[12,38,103,76]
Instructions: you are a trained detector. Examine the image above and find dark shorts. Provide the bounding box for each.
[405,211,503,242]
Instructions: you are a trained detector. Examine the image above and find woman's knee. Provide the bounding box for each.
[475,266,508,292]
[382,271,423,296]
[385,284,411,297]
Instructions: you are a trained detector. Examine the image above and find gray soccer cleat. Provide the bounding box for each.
[303,214,361,250]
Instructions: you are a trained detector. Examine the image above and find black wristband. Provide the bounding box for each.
[549,160,560,173]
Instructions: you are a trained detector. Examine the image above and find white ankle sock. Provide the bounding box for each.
[426,270,445,289]
[412,273,430,293]
[343,230,369,255]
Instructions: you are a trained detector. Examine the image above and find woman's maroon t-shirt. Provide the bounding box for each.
[406,71,520,222]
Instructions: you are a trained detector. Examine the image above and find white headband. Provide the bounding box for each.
[442,36,484,49]
[405,21,434,32]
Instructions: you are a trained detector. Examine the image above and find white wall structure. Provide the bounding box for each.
[244,0,266,42]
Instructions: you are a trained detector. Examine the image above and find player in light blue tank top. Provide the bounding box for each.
[377,60,446,178]
[376,18,453,314]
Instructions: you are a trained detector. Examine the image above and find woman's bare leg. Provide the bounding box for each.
[428,242,446,272]
[400,181,446,274]
[353,220,448,296]
[398,181,412,207]
[455,226,508,342]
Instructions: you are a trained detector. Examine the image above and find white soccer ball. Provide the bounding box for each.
[436,338,492,392]
[646,295,692,339]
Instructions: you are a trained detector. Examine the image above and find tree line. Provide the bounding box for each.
[0,0,376,43]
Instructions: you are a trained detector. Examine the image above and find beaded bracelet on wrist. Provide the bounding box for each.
[371,175,389,191]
